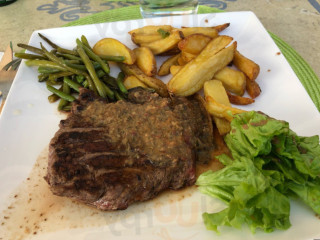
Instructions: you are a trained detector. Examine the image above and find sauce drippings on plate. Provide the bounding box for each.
[0,146,222,239]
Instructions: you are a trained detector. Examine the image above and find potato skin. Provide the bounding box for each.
[133,47,157,76]
[93,38,136,65]
[167,36,235,96]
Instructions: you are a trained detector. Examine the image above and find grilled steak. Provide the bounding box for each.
[46,88,215,210]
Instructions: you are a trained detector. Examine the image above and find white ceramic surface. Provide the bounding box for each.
[0,11,319,240]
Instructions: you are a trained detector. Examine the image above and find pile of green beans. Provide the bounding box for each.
[15,34,127,112]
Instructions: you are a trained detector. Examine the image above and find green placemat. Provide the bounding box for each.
[64,5,320,111]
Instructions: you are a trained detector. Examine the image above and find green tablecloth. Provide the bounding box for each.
[64,5,320,111]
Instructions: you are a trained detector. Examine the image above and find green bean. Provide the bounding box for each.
[40,43,97,93]
[48,85,63,102]
[57,53,82,61]
[46,78,62,86]
[64,61,101,71]
[64,62,87,71]
[75,75,85,84]
[58,81,72,111]
[102,75,118,89]
[76,39,110,74]
[63,76,82,92]
[81,35,92,50]
[101,82,115,100]
[57,47,78,56]
[76,45,108,98]
[39,46,82,74]
[99,55,125,62]
[38,33,60,49]
[47,85,75,102]
[48,72,74,81]
[61,104,72,111]
[17,43,44,55]
[83,80,89,88]
[14,52,46,60]
[48,93,60,103]
[50,49,57,55]
[114,91,125,101]
[96,69,106,78]
[37,33,79,56]
[38,66,61,74]
[25,60,66,71]
[38,73,49,82]
[116,71,128,95]
[64,59,82,64]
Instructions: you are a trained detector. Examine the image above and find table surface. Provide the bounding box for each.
[0,0,319,85]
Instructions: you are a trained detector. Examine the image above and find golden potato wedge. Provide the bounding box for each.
[178,33,212,54]
[180,51,197,63]
[233,50,260,81]
[123,75,147,89]
[246,77,261,99]
[140,30,183,55]
[178,27,219,38]
[167,36,235,96]
[205,96,246,122]
[170,65,182,75]
[214,67,246,96]
[129,25,173,35]
[213,23,230,32]
[204,80,231,135]
[157,46,181,56]
[226,91,255,105]
[93,38,136,65]
[177,55,187,66]
[119,63,168,97]
[204,80,231,107]
[158,54,180,76]
[211,122,232,160]
[133,47,157,76]
[131,33,162,45]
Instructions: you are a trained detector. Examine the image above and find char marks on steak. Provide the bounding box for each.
[46,88,215,210]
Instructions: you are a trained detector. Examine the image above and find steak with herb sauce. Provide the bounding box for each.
[45,88,215,210]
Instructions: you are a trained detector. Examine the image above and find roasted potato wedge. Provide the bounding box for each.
[246,77,261,99]
[133,47,157,76]
[205,96,246,122]
[211,122,232,160]
[131,33,162,45]
[204,80,231,135]
[140,30,183,55]
[158,54,180,76]
[178,33,212,54]
[213,23,230,32]
[180,51,197,63]
[226,91,255,105]
[119,63,168,97]
[123,75,148,89]
[167,36,235,96]
[157,46,181,56]
[178,27,219,38]
[170,65,182,75]
[233,50,260,81]
[93,38,136,65]
[214,67,246,96]
[177,55,187,66]
[129,25,173,35]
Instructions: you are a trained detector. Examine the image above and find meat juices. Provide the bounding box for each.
[46,88,215,210]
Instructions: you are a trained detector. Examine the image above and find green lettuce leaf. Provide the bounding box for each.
[288,179,320,214]
[197,111,320,234]
[197,156,290,233]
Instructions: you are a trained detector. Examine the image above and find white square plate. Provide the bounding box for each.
[0,11,319,240]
